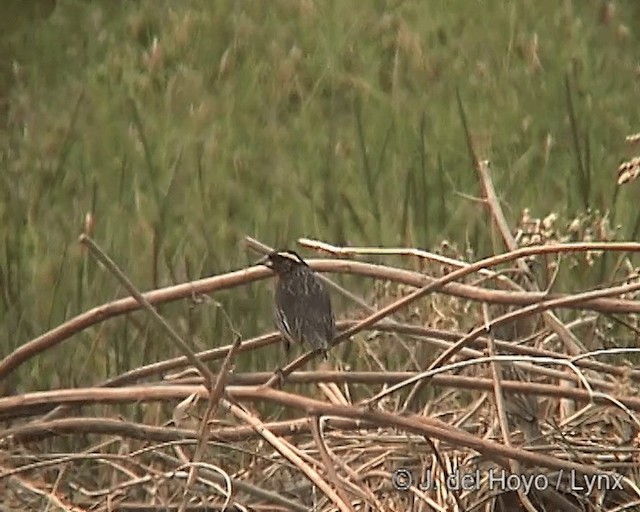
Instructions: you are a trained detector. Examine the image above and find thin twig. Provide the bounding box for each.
[78,234,215,386]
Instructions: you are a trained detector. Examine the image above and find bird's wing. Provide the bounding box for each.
[273,300,296,352]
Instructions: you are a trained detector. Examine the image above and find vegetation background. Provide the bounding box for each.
[1,0,638,392]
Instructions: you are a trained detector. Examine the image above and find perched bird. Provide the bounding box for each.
[502,363,542,442]
[258,250,336,359]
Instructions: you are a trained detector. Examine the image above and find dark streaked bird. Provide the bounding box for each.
[258,250,336,359]
[502,363,542,442]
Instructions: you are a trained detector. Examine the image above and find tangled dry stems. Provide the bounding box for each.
[1,235,640,511]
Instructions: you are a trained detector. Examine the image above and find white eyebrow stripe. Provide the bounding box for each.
[277,251,304,263]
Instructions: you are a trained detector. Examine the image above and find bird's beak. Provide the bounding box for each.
[254,254,271,267]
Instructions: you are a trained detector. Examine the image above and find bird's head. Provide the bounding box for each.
[257,250,308,275]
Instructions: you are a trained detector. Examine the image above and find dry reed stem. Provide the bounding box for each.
[3,242,640,384]
[3,236,640,509]
[4,371,640,426]
[2,384,637,473]
[264,242,640,387]
[180,334,242,511]
[221,397,353,511]
[84,320,640,390]
[78,234,216,386]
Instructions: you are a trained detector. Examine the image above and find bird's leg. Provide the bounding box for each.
[271,366,285,388]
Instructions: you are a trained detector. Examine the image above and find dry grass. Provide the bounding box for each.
[1,232,640,510]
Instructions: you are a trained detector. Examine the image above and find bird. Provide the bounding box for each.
[502,363,542,442]
[258,250,336,359]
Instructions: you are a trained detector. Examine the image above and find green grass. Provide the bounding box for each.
[1,0,639,391]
